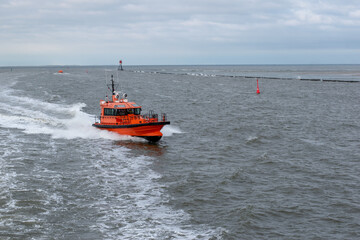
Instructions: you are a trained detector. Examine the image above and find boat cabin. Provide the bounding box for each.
[96,91,163,125]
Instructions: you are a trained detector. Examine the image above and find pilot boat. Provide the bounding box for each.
[92,75,170,142]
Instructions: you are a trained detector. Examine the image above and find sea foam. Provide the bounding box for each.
[0,89,127,141]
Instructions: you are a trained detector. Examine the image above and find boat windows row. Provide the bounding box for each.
[104,108,141,116]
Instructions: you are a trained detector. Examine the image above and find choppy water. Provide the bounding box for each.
[0,65,359,239]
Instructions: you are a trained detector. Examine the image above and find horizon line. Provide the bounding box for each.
[1,63,360,68]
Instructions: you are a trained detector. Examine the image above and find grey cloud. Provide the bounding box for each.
[0,0,359,65]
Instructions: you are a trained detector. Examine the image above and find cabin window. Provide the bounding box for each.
[104,108,141,116]
[134,108,141,115]
[104,108,116,116]
[116,109,127,116]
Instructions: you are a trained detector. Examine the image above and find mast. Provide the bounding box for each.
[111,75,115,95]
[106,73,119,97]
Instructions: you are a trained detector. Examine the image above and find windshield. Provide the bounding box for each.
[104,108,141,116]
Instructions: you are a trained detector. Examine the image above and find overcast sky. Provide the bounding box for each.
[1,0,360,66]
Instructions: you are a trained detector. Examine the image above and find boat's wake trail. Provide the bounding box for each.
[0,73,225,240]
[0,89,128,141]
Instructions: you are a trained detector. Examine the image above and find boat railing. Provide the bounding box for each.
[142,111,168,123]
[142,113,157,122]
[161,113,168,122]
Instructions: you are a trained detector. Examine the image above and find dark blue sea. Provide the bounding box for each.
[0,65,359,239]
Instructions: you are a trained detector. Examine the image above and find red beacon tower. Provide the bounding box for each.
[118,60,123,71]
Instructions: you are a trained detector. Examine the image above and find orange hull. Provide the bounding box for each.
[92,122,169,142]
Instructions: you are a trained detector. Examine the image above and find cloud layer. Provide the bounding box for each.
[1,0,359,65]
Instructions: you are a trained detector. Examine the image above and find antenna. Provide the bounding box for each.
[105,70,119,96]
[111,75,115,95]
